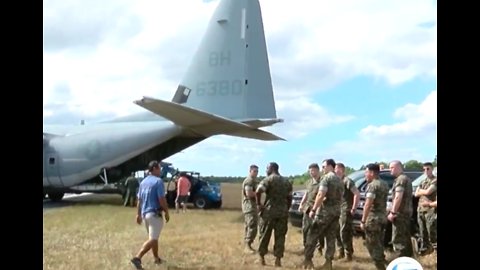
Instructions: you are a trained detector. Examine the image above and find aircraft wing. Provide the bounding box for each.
[134,96,285,141]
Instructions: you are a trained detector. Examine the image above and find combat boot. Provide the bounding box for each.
[374,261,386,270]
[344,253,353,262]
[275,257,282,267]
[299,259,314,269]
[385,250,401,264]
[420,245,434,256]
[335,249,345,260]
[319,259,332,270]
[258,255,266,266]
[244,243,256,254]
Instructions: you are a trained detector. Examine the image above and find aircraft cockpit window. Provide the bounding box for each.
[49,157,55,165]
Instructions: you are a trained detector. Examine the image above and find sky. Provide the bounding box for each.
[43,0,437,177]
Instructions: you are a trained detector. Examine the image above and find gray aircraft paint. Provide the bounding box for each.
[173,0,276,120]
[43,0,283,197]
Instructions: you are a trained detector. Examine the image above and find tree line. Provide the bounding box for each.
[206,156,436,185]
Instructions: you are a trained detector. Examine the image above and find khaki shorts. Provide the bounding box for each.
[144,212,164,240]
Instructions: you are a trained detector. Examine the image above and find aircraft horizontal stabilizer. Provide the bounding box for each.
[241,119,284,129]
[228,129,285,141]
[134,96,284,141]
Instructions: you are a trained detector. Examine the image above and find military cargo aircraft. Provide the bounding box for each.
[43,0,284,201]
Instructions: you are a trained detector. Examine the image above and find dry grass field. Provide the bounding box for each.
[43,183,437,270]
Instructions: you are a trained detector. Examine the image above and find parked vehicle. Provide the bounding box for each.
[289,189,307,227]
[165,171,222,209]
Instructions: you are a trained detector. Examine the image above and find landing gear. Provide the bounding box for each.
[99,168,109,184]
[48,192,65,202]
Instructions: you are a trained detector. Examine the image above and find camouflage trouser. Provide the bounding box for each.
[244,212,258,244]
[124,189,136,207]
[258,216,288,258]
[391,213,413,256]
[304,212,339,261]
[302,210,325,250]
[365,218,386,266]
[418,209,437,249]
[336,209,354,255]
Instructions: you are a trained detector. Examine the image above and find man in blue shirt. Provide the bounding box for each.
[131,160,170,270]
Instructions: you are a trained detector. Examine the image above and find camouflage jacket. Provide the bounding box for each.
[365,178,388,223]
[317,171,344,217]
[242,176,258,214]
[125,176,139,191]
[418,176,437,212]
[257,174,293,218]
[392,173,413,216]
[341,176,358,210]
[304,177,321,212]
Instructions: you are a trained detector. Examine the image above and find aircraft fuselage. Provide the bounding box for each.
[43,121,183,189]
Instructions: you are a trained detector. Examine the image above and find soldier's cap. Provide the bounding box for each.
[148,160,160,172]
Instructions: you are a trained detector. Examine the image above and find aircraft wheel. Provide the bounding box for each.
[48,192,64,202]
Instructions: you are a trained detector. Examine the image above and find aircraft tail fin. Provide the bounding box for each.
[134,96,284,141]
[171,0,279,122]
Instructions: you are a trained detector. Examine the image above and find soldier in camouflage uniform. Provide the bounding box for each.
[124,172,139,207]
[414,162,437,255]
[241,164,260,253]
[302,159,344,270]
[387,161,414,260]
[421,196,437,208]
[298,163,325,252]
[360,163,388,270]
[255,162,293,267]
[334,162,360,261]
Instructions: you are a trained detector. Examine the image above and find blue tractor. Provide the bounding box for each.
[162,165,222,209]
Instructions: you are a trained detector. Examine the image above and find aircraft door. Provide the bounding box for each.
[44,151,64,187]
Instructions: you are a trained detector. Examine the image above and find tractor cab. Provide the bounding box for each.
[165,170,222,209]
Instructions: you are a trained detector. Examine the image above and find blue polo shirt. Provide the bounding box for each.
[137,175,165,217]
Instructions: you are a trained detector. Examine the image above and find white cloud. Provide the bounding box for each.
[262,0,436,89]
[317,90,437,168]
[166,135,272,176]
[360,90,436,139]
[273,97,355,139]
[43,0,218,118]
